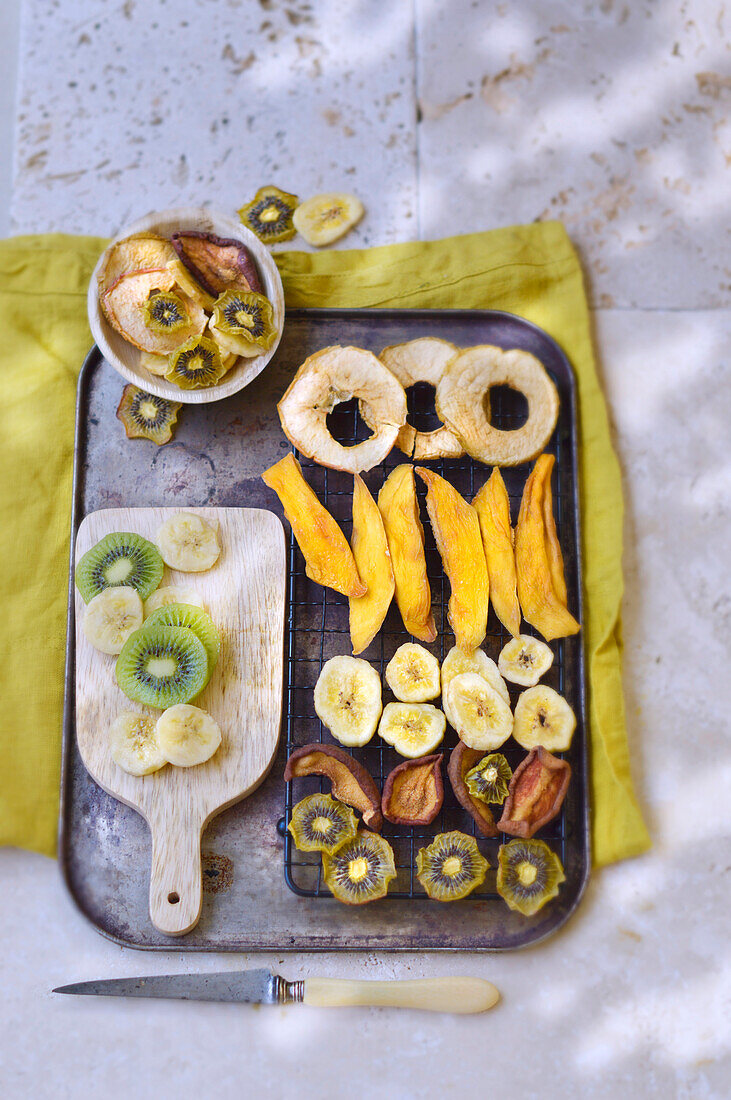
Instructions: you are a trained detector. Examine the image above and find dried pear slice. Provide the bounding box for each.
[465,753,512,805]
[277,346,407,474]
[288,793,358,854]
[416,831,488,902]
[97,234,177,296]
[209,290,277,358]
[262,454,366,598]
[116,384,181,445]
[322,830,396,904]
[292,192,364,246]
[349,473,395,655]
[416,468,489,652]
[515,455,580,641]
[238,185,299,243]
[473,468,521,637]
[379,337,463,460]
[165,336,227,390]
[447,742,498,837]
[496,838,565,915]
[497,747,571,839]
[284,743,382,831]
[381,753,443,826]
[435,345,560,466]
[102,268,206,354]
[378,466,436,643]
[171,230,262,296]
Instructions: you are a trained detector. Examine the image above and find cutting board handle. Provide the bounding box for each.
[148,807,204,936]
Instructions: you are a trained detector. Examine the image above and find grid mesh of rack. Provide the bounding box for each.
[282,379,573,899]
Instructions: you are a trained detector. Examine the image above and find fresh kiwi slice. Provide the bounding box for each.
[165,336,227,390]
[210,290,277,357]
[496,839,565,916]
[416,831,488,902]
[76,532,164,604]
[144,604,220,686]
[465,754,512,805]
[116,384,181,445]
[238,185,299,243]
[142,290,190,334]
[322,830,396,904]
[288,793,358,855]
[115,624,209,708]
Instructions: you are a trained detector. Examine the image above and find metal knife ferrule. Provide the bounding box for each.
[272,976,305,1004]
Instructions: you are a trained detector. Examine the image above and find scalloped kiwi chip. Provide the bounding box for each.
[496,838,565,916]
[238,185,299,243]
[288,793,358,855]
[116,384,181,445]
[465,753,512,805]
[416,831,488,902]
[142,290,191,335]
[322,830,396,904]
[165,335,227,389]
[210,290,277,358]
[102,268,207,355]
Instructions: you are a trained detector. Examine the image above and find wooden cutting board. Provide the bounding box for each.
[74,506,286,936]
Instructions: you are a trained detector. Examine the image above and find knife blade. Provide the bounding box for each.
[53,971,499,1013]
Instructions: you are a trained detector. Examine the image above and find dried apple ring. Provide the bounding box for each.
[277,346,407,473]
[379,338,463,460]
[436,345,559,466]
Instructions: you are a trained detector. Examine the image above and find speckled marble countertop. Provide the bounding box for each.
[3,2,730,1097]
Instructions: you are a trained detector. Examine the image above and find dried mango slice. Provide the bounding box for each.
[416,468,489,652]
[349,474,395,654]
[514,455,580,641]
[377,466,436,643]
[262,453,365,597]
[473,469,521,637]
[542,459,567,606]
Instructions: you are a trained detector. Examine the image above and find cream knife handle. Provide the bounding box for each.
[302,977,499,1014]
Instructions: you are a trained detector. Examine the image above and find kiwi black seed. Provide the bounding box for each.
[115,624,209,708]
[76,531,164,603]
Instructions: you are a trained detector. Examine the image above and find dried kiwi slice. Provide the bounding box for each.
[465,754,512,805]
[115,624,209,708]
[210,290,277,358]
[288,793,358,855]
[165,335,227,390]
[416,831,488,902]
[238,185,299,243]
[116,384,181,445]
[76,532,164,603]
[496,838,565,916]
[144,603,220,687]
[322,830,396,904]
[143,290,190,334]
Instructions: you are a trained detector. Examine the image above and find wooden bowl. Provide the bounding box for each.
[87,206,285,404]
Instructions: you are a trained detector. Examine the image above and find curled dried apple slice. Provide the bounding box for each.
[97,234,177,295]
[381,753,444,826]
[416,468,489,652]
[473,468,521,637]
[497,746,571,839]
[379,337,463,460]
[377,465,436,643]
[102,268,207,354]
[261,453,365,597]
[349,474,395,655]
[515,455,580,641]
[284,743,382,831]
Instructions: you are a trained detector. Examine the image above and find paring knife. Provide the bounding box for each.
[54,969,499,1014]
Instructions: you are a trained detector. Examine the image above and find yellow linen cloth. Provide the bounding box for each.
[0,223,649,865]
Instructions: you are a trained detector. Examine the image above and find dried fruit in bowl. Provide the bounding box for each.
[472,468,521,637]
[261,453,366,597]
[349,474,395,655]
[102,269,207,355]
[165,335,228,390]
[514,454,580,641]
[284,743,382,831]
[171,230,262,296]
[238,184,299,243]
[378,466,436,643]
[381,753,444,826]
[116,384,181,445]
[497,747,571,839]
[97,234,177,295]
[447,742,498,837]
[209,290,277,359]
[416,468,489,652]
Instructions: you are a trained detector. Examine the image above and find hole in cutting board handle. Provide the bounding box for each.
[168,891,180,905]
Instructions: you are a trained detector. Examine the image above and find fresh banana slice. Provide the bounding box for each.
[109,712,167,776]
[445,672,513,751]
[155,703,222,767]
[513,685,576,752]
[82,586,143,654]
[385,643,441,703]
[143,586,205,617]
[156,512,220,572]
[440,645,510,706]
[378,702,446,758]
[314,655,382,747]
[498,634,554,687]
[292,192,364,246]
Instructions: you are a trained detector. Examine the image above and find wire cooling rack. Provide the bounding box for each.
[282,380,572,900]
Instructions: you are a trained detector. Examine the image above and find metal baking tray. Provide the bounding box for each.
[60,308,589,951]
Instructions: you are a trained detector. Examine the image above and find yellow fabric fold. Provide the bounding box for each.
[0,224,649,865]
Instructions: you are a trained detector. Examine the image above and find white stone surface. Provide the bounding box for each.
[3,1,730,1097]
